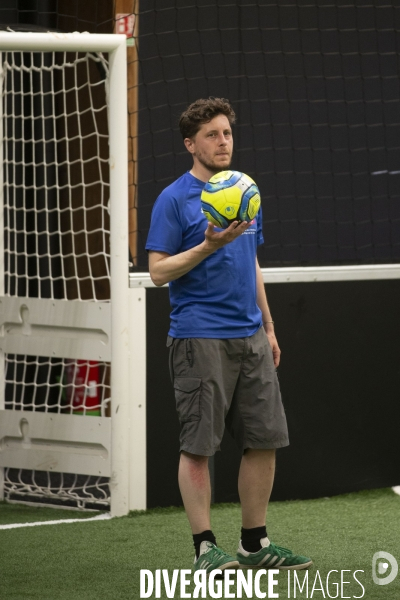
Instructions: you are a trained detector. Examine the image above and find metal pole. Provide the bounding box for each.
[108,38,130,517]
[0,32,125,53]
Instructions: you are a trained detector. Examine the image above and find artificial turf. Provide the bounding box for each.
[0,488,399,600]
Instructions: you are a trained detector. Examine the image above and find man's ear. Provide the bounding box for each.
[184,137,195,154]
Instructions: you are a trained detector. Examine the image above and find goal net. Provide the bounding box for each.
[0,33,130,513]
[133,1,400,268]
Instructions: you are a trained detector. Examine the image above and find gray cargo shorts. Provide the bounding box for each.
[167,327,289,456]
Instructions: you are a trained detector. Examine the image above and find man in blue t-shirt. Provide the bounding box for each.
[146,98,312,573]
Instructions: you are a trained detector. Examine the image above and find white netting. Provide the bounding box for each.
[1,49,113,509]
[4,468,110,509]
[2,50,110,302]
[4,355,111,416]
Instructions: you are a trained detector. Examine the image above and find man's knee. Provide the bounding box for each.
[180,451,209,488]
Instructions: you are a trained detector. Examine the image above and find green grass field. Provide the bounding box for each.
[1,488,399,600]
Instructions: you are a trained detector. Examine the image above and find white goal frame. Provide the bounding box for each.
[0,31,144,517]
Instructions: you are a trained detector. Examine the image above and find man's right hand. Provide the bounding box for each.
[203,220,252,252]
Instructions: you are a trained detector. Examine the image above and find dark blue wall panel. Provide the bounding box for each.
[146,279,400,507]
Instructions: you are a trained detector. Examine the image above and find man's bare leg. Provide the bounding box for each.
[237,448,312,569]
[238,448,276,528]
[178,450,211,534]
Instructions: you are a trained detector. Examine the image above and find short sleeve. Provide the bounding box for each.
[256,205,264,246]
[145,191,183,255]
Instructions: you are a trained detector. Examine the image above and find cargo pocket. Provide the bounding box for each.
[174,377,201,423]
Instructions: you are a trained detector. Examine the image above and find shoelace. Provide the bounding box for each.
[204,545,231,563]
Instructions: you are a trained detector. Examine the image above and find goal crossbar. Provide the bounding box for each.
[0,32,126,53]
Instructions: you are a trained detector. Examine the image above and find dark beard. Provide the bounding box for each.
[197,153,232,174]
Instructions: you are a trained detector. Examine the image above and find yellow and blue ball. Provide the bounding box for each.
[200,170,261,229]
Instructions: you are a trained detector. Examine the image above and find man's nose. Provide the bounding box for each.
[217,133,227,144]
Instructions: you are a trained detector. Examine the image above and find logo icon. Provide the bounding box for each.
[372,551,398,586]
[225,206,235,215]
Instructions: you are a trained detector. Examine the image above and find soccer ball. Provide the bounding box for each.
[200,170,261,229]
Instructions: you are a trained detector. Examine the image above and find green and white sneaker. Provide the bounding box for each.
[194,541,239,574]
[237,537,312,570]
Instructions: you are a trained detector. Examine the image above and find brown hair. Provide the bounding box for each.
[179,97,236,139]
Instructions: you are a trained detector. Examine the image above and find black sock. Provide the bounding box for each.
[241,526,268,552]
[193,530,216,559]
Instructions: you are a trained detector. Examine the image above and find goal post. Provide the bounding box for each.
[0,31,141,517]
[0,48,4,502]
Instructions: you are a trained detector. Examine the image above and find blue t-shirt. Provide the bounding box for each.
[145,172,264,338]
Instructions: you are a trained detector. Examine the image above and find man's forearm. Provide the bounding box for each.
[256,259,281,366]
[150,220,252,286]
[256,260,275,334]
[149,242,214,286]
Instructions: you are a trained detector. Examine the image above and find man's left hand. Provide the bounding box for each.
[266,332,281,368]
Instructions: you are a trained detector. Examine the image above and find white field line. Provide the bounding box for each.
[2,490,398,529]
[0,513,112,530]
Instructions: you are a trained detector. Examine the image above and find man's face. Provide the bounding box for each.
[185,114,233,173]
